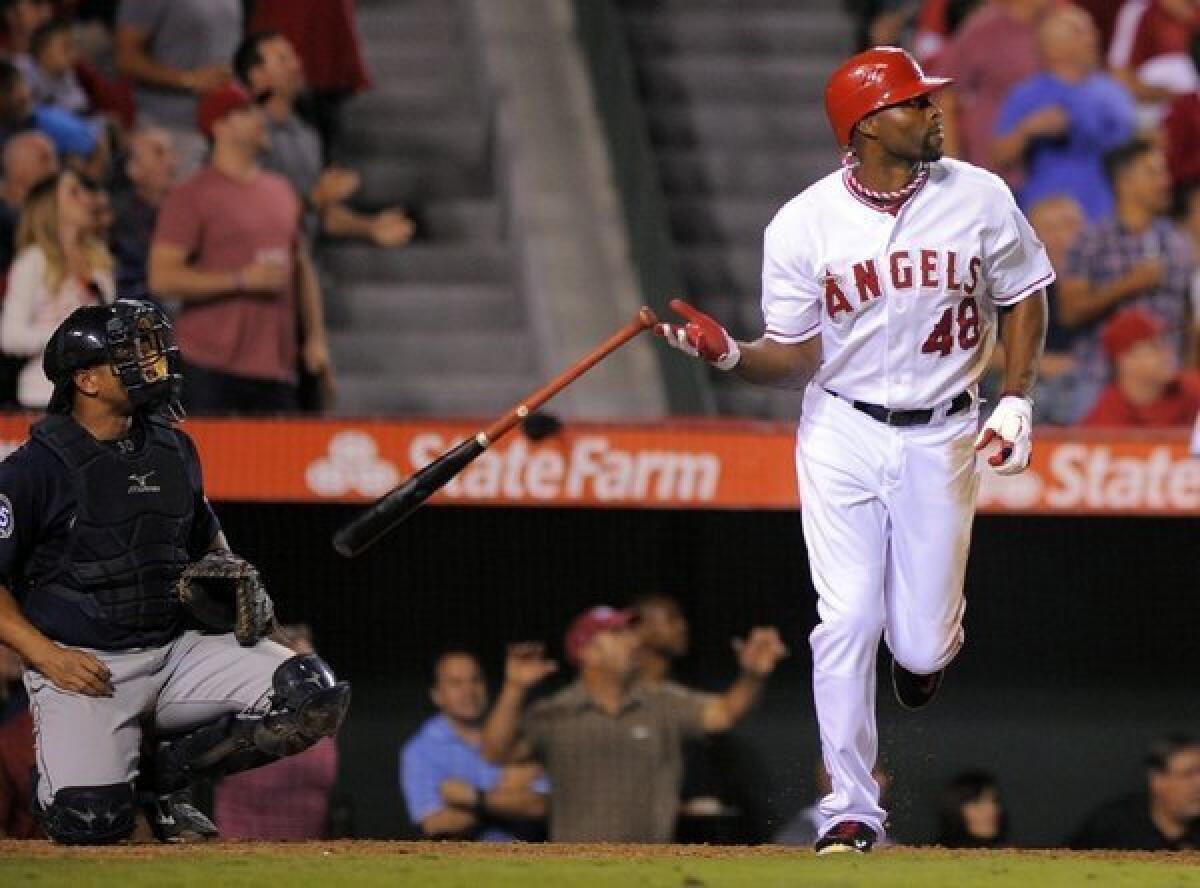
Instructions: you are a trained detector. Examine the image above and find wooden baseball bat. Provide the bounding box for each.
[332,306,659,558]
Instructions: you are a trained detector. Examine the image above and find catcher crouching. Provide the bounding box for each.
[0,301,350,844]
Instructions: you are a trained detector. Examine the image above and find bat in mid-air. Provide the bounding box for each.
[332,307,659,558]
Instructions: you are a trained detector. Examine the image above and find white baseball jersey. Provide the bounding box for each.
[761,157,1054,408]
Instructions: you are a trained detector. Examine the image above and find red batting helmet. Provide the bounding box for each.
[824,46,952,147]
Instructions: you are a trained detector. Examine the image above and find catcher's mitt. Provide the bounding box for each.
[177,552,275,647]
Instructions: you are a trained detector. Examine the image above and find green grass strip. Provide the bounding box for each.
[3,849,1200,888]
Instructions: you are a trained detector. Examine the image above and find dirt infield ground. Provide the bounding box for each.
[3,840,1200,886]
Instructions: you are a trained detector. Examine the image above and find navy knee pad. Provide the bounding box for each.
[39,783,136,845]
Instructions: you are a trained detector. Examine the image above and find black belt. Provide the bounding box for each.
[827,389,972,427]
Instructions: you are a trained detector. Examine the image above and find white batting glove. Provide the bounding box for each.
[974,395,1033,475]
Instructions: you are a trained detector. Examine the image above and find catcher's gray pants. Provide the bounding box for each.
[25,630,292,807]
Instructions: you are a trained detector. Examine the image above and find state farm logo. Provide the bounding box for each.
[306,431,400,498]
[408,434,721,503]
[977,444,1200,512]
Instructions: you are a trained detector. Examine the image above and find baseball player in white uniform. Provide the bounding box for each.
[658,46,1051,854]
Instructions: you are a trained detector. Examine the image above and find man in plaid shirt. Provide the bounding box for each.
[1059,138,1194,422]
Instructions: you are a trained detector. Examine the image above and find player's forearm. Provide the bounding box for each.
[732,337,821,388]
[998,290,1047,398]
[0,584,56,666]
[480,685,525,763]
[705,671,766,733]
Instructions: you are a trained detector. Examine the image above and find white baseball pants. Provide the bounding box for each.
[797,387,980,840]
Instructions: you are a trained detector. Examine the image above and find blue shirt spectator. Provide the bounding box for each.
[400,652,547,841]
[996,72,1135,221]
[992,5,1136,223]
[1057,139,1193,422]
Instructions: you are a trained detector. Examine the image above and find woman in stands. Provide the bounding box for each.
[1,169,113,407]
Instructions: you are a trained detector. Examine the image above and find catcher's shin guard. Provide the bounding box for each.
[154,653,351,792]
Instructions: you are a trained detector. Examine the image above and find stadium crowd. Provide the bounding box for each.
[391,597,1200,850]
[848,0,1200,428]
[0,0,411,418]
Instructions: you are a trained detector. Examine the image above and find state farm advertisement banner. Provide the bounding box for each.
[0,415,1193,514]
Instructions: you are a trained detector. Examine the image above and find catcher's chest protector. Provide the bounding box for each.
[32,415,193,631]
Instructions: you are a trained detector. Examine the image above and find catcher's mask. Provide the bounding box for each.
[44,299,185,420]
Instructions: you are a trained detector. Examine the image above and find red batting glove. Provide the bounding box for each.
[654,298,741,370]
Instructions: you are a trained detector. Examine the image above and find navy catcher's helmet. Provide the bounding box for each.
[43,299,184,419]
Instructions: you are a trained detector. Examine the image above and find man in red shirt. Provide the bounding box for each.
[148,81,333,414]
[1082,307,1200,426]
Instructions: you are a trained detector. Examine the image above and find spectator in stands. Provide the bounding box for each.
[248,0,372,159]
[401,650,547,841]
[482,606,788,843]
[0,643,38,838]
[115,0,241,176]
[630,593,739,831]
[79,173,111,242]
[1163,32,1200,195]
[843,0,915,53]
[0,0,51,58]
[1058,138,1194,421]
[213,626,340,839]
[1024,194,1086,423]
[233,31,414,250]
[1081,308,1200,425]
[776,759,893,847]
[0,168,112,408]
[632,593,689,689]
[1076,1,1125,59]
[993,5,1137,222]
[0,58,100,174]
[929,0,1050,179]
[68,1,136,132]
[1069,734,1200,850]
[0,129,56,268]
[111,125,176,303]
[911,0,983,66]
[936,770,1008,848]
[148,81,334,415]
[18,18,89,117]
[1109,0,1200,128]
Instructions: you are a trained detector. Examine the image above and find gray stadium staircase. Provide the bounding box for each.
[616,0,855,418]
[324,0,537,416]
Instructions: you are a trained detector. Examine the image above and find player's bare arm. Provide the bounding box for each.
[1056,262,1164,328]
[702,627,790,733]
[657,298,822,389]
[0,584,112,696]
[998,289,1049,398]
[480,642,556,764]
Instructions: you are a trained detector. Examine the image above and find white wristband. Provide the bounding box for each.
[713,338,741,371]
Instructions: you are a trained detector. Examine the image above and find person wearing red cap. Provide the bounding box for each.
[656,45,1052,854]
[1081,307,1200,426]
[147,81,333,414]
[480,606,787,843]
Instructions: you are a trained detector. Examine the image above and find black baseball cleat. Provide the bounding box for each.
[146,788,218,843]
[815,820,877,855]
[891,656,944,711]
